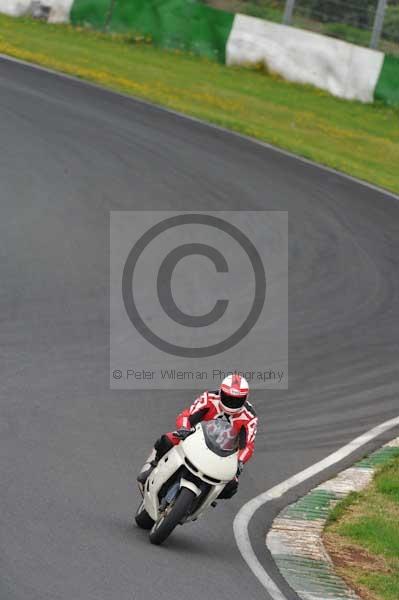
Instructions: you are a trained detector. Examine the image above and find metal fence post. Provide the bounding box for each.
[370,0,388,49]
[283,0,296,25]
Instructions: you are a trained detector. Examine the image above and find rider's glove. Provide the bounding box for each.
[236,460,244,477]
[173,427,195,440]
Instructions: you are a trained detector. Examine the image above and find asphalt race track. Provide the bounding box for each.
[1,57,398,600]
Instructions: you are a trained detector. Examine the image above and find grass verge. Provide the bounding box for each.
[324,457,399,600]
[0,14,398,194]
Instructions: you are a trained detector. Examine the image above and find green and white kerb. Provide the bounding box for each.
[267,439,399,600]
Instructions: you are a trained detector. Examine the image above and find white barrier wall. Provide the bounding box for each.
[0,0,72,21]
[47,0,73,23]
[226,14,384,103]
[0,0,31,16]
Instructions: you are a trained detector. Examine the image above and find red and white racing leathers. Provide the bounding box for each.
[165,391,258,464]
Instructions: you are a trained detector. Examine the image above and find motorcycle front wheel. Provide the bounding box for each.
[149,487,195,545]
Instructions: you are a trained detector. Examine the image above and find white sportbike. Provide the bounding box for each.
[135,419,238,545]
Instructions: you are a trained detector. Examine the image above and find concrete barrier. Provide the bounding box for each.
[0,0,73,21]
[375,53,399,104]
[226,14,384,103]
[47,0,73,23]
[0,0,31,16]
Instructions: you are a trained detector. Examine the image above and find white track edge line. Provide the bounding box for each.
[233,415,399,600]
[0,53,398,203]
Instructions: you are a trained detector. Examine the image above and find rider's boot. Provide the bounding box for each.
[137,435,175,485]
[137,448,157,485]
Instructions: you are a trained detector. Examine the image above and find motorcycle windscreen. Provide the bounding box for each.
[201,419,239,457]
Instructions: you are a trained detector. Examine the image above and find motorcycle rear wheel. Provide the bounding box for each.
[149,488,195,545]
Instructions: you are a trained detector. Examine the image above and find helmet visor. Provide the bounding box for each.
[220,389,247,410]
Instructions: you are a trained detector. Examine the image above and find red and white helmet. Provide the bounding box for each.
[219,373,249,414]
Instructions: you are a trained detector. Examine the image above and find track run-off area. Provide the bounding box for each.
[1,56,398,600]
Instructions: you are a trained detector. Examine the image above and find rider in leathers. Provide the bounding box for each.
[138,374,257,498]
